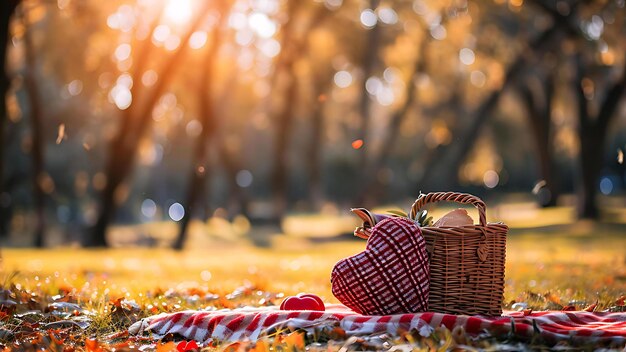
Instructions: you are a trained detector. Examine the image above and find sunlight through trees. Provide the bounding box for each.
[0,0,624,247]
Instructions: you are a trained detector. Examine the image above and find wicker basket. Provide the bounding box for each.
[409,192,508,316]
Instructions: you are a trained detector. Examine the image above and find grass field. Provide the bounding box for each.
[1,204,625,350]
[3,227,625,308]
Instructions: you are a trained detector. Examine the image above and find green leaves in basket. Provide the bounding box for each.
[352,207,432,239]
[387,208,432,227]
[385,208,433,227]
[413,209,433,227]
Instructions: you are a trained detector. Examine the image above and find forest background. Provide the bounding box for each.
[0,0,625,249]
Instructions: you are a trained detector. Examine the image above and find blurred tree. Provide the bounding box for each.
[517,69,560,207]
[574,55,626,218]
[22,3,46,247]
[0,0,20,238]
[363,18,431,204]
[417,22,562,192]
[216,112,250,218]
[305,68,333,210]
[270,2,329,219]
[217,139,250,218]
[174,2,230,251]
[199,39,249,220]
[269,0,303,220]
[1,0,623,246]
[355,0,382,176]
[89,1,213,247]
[530,0,625,218]
[270,23,297,219]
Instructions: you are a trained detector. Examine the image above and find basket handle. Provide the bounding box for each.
[409,192,487,227]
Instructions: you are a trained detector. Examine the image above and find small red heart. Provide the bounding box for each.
[331,217,429,315]
[297,294,325,311]
[280,295,325,311]
[176,340,199,352]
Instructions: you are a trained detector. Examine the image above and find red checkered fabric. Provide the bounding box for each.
[128,305,626,346]
[331,217,429,315]
[128,305,433,344]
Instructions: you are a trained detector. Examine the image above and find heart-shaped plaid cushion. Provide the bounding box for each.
[331,217,429,315]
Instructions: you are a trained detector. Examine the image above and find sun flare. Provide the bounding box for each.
[164,0,193,25]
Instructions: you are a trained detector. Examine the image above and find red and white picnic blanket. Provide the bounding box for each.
[129,304,626,345]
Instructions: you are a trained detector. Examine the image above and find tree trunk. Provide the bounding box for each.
[22,10,45,247]
[271,68,298,218]
[518,72,559,207]
[538,73,559,206]
[353,0,381,201]
[268,0,301,219]
[577,128,602,218]
[267,3,329,218]
[0,0,20,238]
[174,7,227,250]
[208,62,249,219]
[88,143,133,247]
[573,55,626,219]
[217,143,249,217]
[363,29,429,204]
[89,3,212,247]
[307,94,325,210]
[306,78,331,210]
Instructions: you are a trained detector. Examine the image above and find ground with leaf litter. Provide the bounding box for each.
[1,219,625,350]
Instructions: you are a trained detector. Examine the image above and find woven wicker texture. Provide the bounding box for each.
[331,217,430,316]
[410,192,508,316]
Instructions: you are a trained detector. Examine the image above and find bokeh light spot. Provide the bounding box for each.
[229,12,247,30]
[141,70,158,87]
[98,72,113,89]
[430,25,447,40]
[470,70,486,87]
[383,67,398,83]
[141,199,157,219]
[376,87,394,106]
[201,270,212,281]
[114,43,131,62]
[258,39,281,57]
[164,0,192,24]
[377,8,398,25]
[334,71,353,88]
[352,139,364,149]
[107,13,121,29]
[483,170,499,188]
[600,177,613,195]
[459,48,475,65]
[186,120,202,137]
[236,29,254,46]
[189,31,208,49]
[236,170,253,188]
[168,203,185,222]
[360,9,377,28]
[248,12,276,38]
[325,0,343,9]
[111,86,132,110]
[117,73,133,89]
[164,35,181,51]
[153,25,171,43]
[365,76,382,95]
[67,80,83,96]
